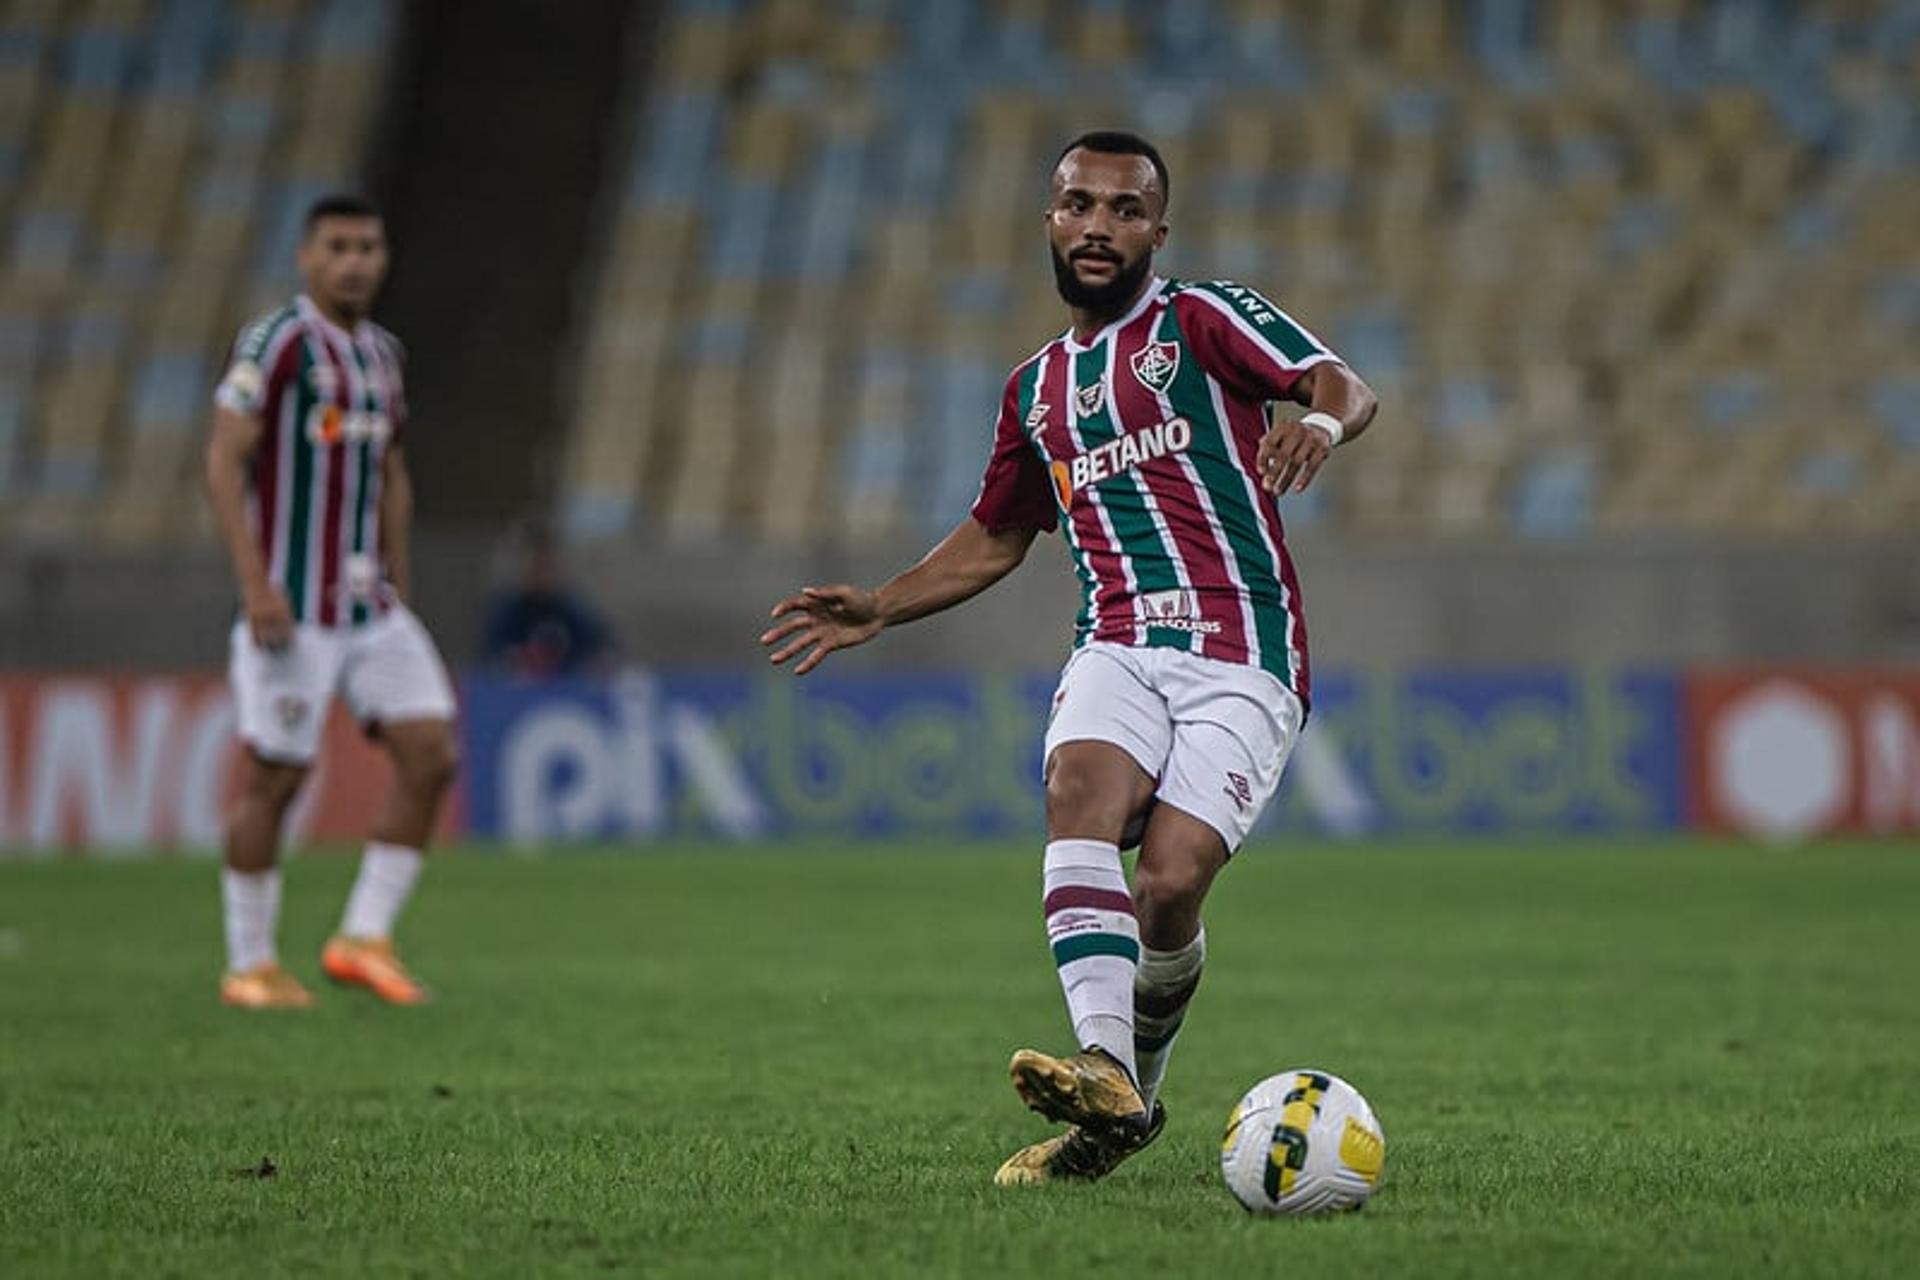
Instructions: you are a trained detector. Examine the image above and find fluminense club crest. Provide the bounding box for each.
[1131,340,1180,393]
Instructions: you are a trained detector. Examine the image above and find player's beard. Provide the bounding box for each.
[1052,245,1153,315]
[326,280,377,322]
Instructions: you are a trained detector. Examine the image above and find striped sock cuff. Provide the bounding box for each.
[1136,927,1206,998]
[1134,928,1205,1045]
[1134,1020,1184,1054]
[1043,839,1138,967]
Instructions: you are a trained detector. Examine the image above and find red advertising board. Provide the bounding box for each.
[1688,669,1920,838]
[0,676,461,855]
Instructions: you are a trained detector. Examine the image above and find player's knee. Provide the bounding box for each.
[408,732,460,795]
[1133,855,1209,915]
[243,758,306,812]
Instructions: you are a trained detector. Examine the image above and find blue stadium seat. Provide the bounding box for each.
[1511,448,1595,539]
[1868,377,1920,453]
[0,381,22,493]
[561,0,1920,543]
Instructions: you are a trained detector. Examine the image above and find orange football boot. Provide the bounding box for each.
[321,936,431,1005]
[220,963,316,1009]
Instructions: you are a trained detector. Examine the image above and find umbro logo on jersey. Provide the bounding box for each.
[1131,341,1180,393]
[1026,402,1049,432]
[1075,382,1106,417]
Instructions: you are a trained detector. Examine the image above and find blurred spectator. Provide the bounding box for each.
[481,523,615,678]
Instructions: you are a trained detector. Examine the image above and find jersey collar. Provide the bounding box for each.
[297,293,368,343]
[1059,275,1167,355]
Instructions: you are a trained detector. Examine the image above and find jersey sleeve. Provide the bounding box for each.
[213,311,297,417]
[373,328,409,442]
[968,371,1058,535]
[1175,282,1343,402]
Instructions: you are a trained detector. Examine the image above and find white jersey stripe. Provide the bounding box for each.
[1203,369,1299,687]
[1061,345,1143,646]
[1102,308,1199,655]
[1145,304,1262,668]
[335,328,371,621]
[297,325,334,624]
[1033,348,1101,638]
[269,364,297,590]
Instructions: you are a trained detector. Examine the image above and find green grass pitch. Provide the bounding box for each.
[3,841,1917,1278]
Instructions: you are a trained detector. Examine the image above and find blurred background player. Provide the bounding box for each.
[762,131,1377,1184]
[481,519,616,679]
[204,194,459,1009]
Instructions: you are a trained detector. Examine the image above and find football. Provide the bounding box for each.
[1220,1069,1385,1215]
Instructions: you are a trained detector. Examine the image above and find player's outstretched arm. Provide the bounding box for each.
[204,404,293,650]
[1256,362,1379,496]
[761,518,1037,676]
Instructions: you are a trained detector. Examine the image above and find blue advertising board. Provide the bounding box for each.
[459,666,1683,843]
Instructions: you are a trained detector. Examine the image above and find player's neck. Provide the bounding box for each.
[1067,279,1154,344]
[304,293,365,332]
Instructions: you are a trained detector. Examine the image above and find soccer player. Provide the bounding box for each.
[761,132,1377,1183]
[204,194,459,1009]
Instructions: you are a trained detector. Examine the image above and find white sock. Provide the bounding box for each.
[339,842,424,941]
[1042,838,1140,1082]
[222,867,281,973]
[1134,926,1206,1110]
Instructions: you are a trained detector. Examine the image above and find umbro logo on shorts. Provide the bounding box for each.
[274,696,311,731]
[1223,771,1253,812]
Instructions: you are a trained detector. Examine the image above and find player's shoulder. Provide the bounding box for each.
[1002,332,1067,391]
[1167,277,1283,317]
[231,300,306,361]
[364,319,407,363]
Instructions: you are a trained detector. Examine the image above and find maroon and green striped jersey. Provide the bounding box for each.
[970,277,1344,702]
[214,294,408,629]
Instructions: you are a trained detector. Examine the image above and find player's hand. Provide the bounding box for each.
[760,585,883,676]
[245,585,295,652]
[1256,416,1337,496]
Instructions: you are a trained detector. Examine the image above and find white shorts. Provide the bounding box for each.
[229,605,457,765]
[1042,641,1305,852]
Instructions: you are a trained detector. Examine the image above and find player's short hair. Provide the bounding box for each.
[303,193,382,234]
[1055,130,1170,213]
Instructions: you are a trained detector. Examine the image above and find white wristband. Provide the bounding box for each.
[1300,411,1345,447]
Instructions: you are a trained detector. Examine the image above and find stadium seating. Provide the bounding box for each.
[0,0,397,544]
[563,0,1920,545]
